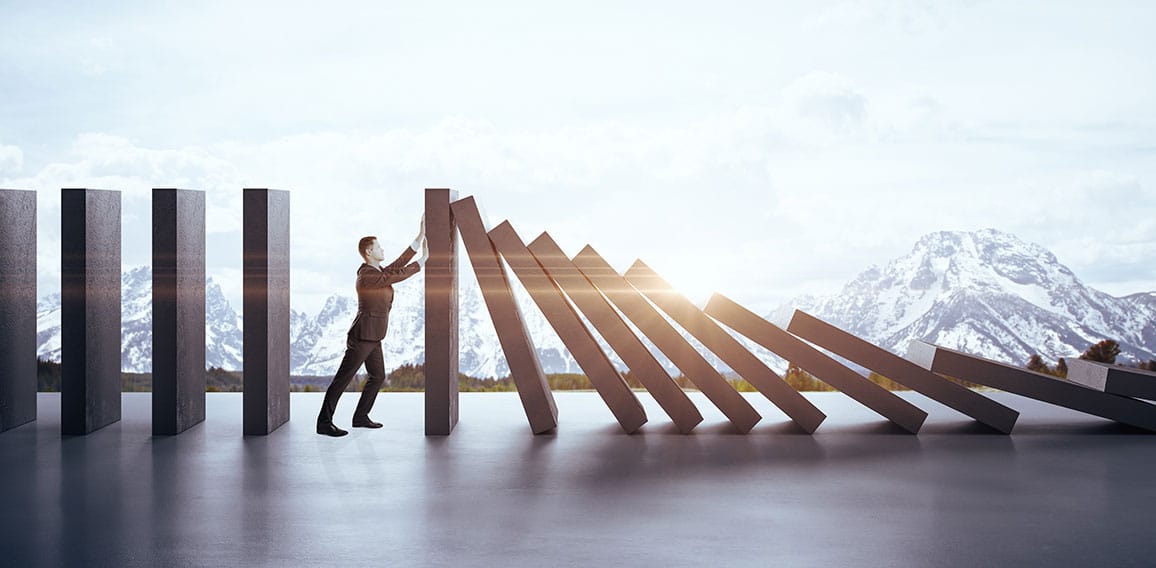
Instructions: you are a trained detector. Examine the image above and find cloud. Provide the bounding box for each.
[0,143,23,174]
[781,71,869,136]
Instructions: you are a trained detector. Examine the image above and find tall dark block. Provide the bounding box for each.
[61,188,122,435]
[425,188,460,436]
[787,310,1019,433]
[243,188,290,436]
[0,189,37,432]
[450,196,557,434]
[908,341,1156,432]
[490,222,647,434]
[152,189,206,435]
[705,293,927,434]
[624,260,826,433]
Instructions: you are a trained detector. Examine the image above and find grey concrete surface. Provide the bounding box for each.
[2,391,1153,567]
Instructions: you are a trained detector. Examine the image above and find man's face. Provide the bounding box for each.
[365,239,386,263]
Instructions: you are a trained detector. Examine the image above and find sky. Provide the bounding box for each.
[2,0,1154,316]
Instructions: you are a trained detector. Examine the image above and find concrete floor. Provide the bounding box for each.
[1,390,1155,567]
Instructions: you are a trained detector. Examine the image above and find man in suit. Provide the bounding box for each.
[317,219,427,437]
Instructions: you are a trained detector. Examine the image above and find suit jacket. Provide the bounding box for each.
[348,247,421,342]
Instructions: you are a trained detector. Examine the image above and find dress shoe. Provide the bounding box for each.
[317,422,349,437]
[352,417,383,429]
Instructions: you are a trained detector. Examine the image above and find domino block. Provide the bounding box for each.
[786,310,1018,434]
[625,260,826,433]
[1067,358,1156,400]
[489,223,647,433]
[242,189,291,436]
[908,341,1156,432]
[704,293,926,434]
[527,234,702,434]
[61,188,122,435]
[424,188,460,436]
[0,189,36,432]
[571,245,760,433]
[152,189,207,435]
[450,197,557,434]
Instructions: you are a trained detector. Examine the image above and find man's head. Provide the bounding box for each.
[359,236,385,264]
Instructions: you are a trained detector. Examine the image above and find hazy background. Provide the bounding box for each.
[2,0,1153,315]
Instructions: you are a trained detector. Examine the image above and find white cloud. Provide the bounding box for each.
[0,144,23,174]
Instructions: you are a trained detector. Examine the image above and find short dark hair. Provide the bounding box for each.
[358,236,377,261]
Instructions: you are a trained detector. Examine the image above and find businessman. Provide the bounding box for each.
[317,218,427,437]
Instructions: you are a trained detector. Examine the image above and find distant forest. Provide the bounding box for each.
[37,338,1152,394]
[35,360,927,393]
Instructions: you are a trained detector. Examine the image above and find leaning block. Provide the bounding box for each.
[1066,359,1156,401]
[490,223,647,434]
[61,188,122,435]
[242,188,291,436]
[787,310,1018,434]
[0,189,37,432]
[152,189,207,435]
[527,233,702,434]
[908,341,1156,432]
[705,293,927,434]
[572,245,760,433]
[424,188,460,436]
[624,260,826,433]
[451,197,557,434]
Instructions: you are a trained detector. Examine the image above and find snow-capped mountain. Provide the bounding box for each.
[38,228,1145,376]
[772,229,1156,366]
[36,266,245,373]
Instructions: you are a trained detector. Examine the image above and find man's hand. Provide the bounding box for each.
[411,213,426,252]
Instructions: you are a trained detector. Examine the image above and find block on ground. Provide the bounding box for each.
[527,233,702,434]
[571,245,760,433]
[0,189,37,432]
[705,293,926,434]
[490,223,646,433]
[624,260,825,433]
[242,188,291,436]
[61,188,122,435]
[787,310,1018,434]
[908,341,1156,432]
[451,197,557,434]
[424,188,460,436]
[152,188,207,435]
[1066,359,1156,401]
